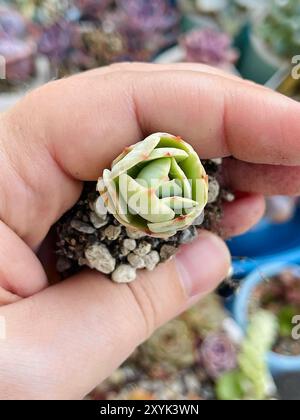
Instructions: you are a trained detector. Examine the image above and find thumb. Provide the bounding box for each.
[0,231,230,400]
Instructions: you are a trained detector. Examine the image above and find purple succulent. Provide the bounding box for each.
[0,5,27,39]
[105,1,179,60]
[181,29,238,67]
[38,20,74,62]
[115,22,153,61]
[200,334,237,380]
[0,38,36,82]
[116,0,179,33]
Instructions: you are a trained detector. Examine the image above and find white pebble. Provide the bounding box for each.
[85,244,116,274]
[89,212,108,229]
[126,228,147,239]
[94,196,108,218]
[133,241,151,257]
[123,239,137,251]
[120,247,130,257]
[71,220,95,234]
[120,239,137,256]
[144,251,160,271]
[208,176,220,204]
[127,253,146,269]
[104,225,122,240]
[112,265,137,283]
[210,158,222,165]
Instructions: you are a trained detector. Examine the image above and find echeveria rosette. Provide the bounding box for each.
[97,133,208,239]
[181,29,238,67]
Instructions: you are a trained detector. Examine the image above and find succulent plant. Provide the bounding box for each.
[181,294,227,336]
[200,333,237,380]
[97,133,209,239]
[217,310,277,400]
[38,19,74,63]
[104,0,180,62]
[181,28,238,67]
[257,0,300,60]
[116,0,179,33]
[136,319,196,373]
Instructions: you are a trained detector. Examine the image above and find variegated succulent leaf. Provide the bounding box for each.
[97,133,209,238]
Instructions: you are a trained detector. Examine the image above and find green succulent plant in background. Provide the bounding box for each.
[258,0,300,60]
[216,310,278,400]
[97,133,208,238]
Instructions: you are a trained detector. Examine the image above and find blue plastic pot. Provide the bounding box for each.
[233,262,300,376]
[228,207,300,278]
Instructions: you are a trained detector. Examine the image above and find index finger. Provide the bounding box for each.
[6,63,300,183]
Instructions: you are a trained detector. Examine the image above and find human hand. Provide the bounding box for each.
[1,63,300,399]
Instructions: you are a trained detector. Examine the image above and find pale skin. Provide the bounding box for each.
[0,63,300,399]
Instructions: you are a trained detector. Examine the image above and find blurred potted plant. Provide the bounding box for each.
[111,0,180,59]
[233,263,300,376]
[239,0,300,84]
[155,28,239,75]
[178,0,227,32]
[88,294,277,400]
[218,0,264,37]
[0,5,36,88]
[217,310,277,400]
[36,0,180,76]
[0,4,51,111]
[178,0,259,35]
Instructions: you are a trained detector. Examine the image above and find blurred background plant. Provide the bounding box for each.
[90,295,243,400]
[2,0,285,84]
[250,269,300,357]
[257,0,300,61]
[0,4,37,86]
[239,0,300,83]
[216,310,277,400]
[180,28,238,68]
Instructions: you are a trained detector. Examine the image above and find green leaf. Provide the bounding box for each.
[157,179,182,198]
[277,306,298,337]
[134,189,175,223]
[148,207,201,234]
[136,158,171,188]
[216,371,245,401]
[161,196,199,213]
[145,148,189,162]
[119,174,175,224]
[111,133,161,179]
[169,158,192,199]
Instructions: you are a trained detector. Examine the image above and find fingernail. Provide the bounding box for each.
[175,231,231,298]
